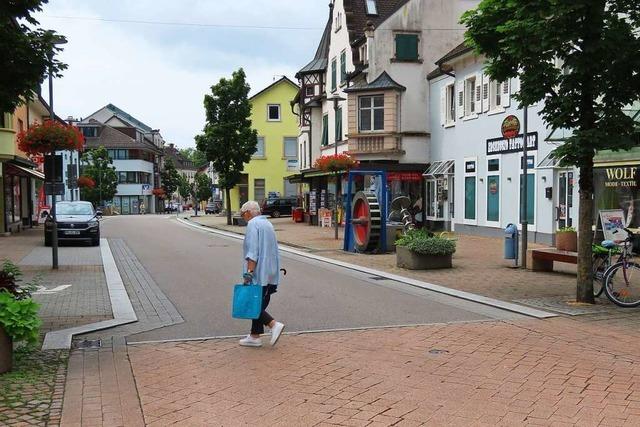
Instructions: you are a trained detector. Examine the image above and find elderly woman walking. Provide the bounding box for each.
[238,200,285,347]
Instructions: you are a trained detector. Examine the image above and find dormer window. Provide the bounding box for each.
[366,0,378,15]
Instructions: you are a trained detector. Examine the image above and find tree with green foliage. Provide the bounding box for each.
[177,174,192,204]
[192,172,213,216]
[195,68,258,224]
[80,146,118,208]
[160,158,180,202]
[0,0,67,114]
[462,1,640,303]
[179,147,208,168]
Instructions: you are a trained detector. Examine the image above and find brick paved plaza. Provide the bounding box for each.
[126,314,640,427]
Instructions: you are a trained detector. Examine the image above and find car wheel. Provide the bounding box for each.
[92,235,100,246]
[272,210,281,218]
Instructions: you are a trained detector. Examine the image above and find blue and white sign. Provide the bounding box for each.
[142,184,151,195]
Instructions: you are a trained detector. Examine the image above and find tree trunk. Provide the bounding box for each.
[576,158,595,303]
[225,187,232,225]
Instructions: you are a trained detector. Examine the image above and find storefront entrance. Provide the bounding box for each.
[557,171,575,229]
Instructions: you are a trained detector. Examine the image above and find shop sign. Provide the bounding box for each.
[465,161,476,173]
[486,132,538,155]
[386,172,423,182]
[603,167,638,188]
[501,115,521,139]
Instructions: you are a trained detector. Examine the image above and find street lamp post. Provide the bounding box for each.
[329,95,346,240]
[521,105,529,269]
[47,36,67,270]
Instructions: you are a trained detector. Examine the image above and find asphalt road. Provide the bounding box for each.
[101,215,523,342]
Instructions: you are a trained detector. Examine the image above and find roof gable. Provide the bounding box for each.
[344,0,412,45]
[250,76,299,101]
[344,71,406,92]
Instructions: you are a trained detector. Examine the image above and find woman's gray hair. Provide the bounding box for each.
[240,200,262,216]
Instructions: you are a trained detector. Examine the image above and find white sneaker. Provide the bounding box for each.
[270,322,285,346]
[239,335,262,347]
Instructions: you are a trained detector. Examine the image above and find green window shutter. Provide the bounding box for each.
[395,34,418,61]
[322,115,329,146]
[340,52,346,84]
[331,60,337,91]
[335,107,342,142]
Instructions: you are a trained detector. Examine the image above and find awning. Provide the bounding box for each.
[594,147,640,167]
[6,162,45,180]
[285,173,304,183]
[423,160,454,178]
[537,152,562,169]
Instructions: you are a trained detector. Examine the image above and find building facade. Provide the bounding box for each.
[0,95,55,234]
[227,77,300,212]
[427,43,580,244]
[78,105,164,214]
[293,0,476,225]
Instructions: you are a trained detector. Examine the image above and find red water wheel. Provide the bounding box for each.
[351,191,382,252]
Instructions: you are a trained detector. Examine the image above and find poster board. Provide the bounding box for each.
[309,191,317,215]
[598,209,627,241]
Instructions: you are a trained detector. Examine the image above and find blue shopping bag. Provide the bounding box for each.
[232,283,262,319]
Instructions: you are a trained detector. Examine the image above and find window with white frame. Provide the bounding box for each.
[489,80,503,111]
[365,0,378,15]
[359,43,368,64]
[254,136,265,157]
[464,76,476,116]
[305,85,315,97]
[283,137,297,159]
[358,95,384,132]
[267,104,281,121]
[446,84,456,124]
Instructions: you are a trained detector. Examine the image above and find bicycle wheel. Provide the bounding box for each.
[604,261,640,308]
[592,253,609,297]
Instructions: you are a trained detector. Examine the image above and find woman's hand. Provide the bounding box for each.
[243,272,254,284]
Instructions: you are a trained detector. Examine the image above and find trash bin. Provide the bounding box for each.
[504,223,518,260]
[292,207,304,223]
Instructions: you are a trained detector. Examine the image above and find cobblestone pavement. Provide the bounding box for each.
[189,216,578,304]
[127,313,640,427]
[0,349,68,427]
[78,238,183,342]
[23,266,112,334]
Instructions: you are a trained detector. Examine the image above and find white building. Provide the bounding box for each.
[293,0,477,225]
[78,104,165,214]
[427,43,579,244]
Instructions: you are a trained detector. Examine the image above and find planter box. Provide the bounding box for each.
[396,245,452,270]
[0,325,12,374]
[556,231,577,252]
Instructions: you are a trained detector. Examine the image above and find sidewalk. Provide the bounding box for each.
[188,215,579,304]
[0,228,113,427]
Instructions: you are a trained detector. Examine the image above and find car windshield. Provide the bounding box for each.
[56,203,94,216]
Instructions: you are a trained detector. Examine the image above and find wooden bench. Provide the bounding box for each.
[528,248,578,271]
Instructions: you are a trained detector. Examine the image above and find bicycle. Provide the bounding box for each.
[592,240,622,297]
[602,228,640,307]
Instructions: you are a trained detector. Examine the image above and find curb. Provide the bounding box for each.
[42,238,138,350]
[177,217,557,320]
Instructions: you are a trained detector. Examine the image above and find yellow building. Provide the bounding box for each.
[228,77,299,212]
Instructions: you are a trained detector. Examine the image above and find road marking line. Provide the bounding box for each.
[176,217,557,319]
[33,284,72,294]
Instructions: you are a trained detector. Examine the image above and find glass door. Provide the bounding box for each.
[557,171,573,229]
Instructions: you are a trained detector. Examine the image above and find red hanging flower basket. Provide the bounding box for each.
[152,188,166,198]
[77,176,95,188]
[17,120,85,155]
[313,153,359,172]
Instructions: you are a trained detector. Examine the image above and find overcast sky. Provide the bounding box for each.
[36,0,328,148]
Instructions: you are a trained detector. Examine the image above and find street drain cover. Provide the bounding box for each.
[428,349,449,355]
[369,276,388,281]
[74,339,102,349]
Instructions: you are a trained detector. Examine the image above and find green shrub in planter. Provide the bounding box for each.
[0,261,41,374]
[0,292,40,345]
[395,229,456,256]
